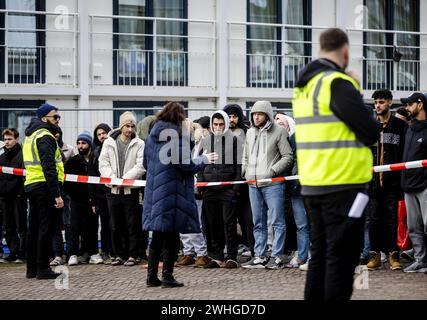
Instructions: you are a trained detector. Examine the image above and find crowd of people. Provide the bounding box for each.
[0,28,426,300]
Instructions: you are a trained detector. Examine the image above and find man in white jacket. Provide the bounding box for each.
[99,111,145,266]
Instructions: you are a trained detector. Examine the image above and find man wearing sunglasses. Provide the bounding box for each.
[400,93,427,273]
[23,103,64,280]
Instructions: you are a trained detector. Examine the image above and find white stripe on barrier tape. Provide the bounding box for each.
[0,159,426,188]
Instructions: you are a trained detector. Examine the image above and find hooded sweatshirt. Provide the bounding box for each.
[294,58,380,196]
[23,117,62,198]
[223,104,248,139]
[88,123,112,204]
[198,110,243,197]
[242,101,293,187]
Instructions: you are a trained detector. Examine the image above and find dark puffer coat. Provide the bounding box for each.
[142,120,207,233]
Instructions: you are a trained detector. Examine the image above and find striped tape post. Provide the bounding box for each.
[0,159,426,188]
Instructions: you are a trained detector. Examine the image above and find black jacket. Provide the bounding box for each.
[401,119,427,193]
[295,58,380,196]
[88,123,111,206]
[24,117,62,198]
[371,115,407,192]
[0,143,24,197]
[64,153,90,203]
[198,130,243,199]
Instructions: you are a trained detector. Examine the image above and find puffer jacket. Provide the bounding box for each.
[98,128,145,195]
[242,102,293,187]
[142,120,207,234]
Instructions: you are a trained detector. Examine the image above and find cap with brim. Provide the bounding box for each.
[400,92,427,106]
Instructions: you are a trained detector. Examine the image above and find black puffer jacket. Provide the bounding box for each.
[24,117,62,198]
[88,123,111,206]
[371,115,407,192]
[0,143,24,196]
[401,119,427,193]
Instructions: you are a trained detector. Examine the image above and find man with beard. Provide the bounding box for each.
[0,128,27,263]
[292,28,380,300]
[24,103,64,279]
[223,104,254,259]
[88,123,113,262]
[366,89,407,271]
[400,92,427,273]
[65,131,103,266]
[198,111,243,269]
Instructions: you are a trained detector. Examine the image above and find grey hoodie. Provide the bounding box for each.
[242,101,293,187]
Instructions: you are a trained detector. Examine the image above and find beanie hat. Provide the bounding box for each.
[36,103,58,118]
[77,131,93,147]
[119,111,137,129]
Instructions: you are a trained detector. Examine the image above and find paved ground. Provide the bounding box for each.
[0,261,426,300]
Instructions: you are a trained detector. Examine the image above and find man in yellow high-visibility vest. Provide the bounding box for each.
[292,28,380,300]
[23,103,64,280]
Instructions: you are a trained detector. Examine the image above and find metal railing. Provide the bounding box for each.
[0,9,78,86]
[227,21,329,89]
[89,14,216,88]
[346,28,426,92]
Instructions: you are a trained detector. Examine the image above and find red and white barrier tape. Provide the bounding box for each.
[0,159,426,188]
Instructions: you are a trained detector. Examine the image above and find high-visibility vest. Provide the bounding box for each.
[292,71,373,186]
[23,128,64,186]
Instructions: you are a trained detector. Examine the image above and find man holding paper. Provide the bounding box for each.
[292,28,380,300]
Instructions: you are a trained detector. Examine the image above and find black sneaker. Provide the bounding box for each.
[36,268,61,280]
[2,254,16,263]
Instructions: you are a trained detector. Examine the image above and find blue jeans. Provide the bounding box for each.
[249,184,286,258]
[291,195,310,263]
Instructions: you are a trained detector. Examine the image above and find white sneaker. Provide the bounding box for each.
[50,256,63,266]
[68,255,78,266]
[89,254,104,265]
[299,261,309,271]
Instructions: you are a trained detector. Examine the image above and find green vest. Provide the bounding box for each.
[292,71,373,186]
[23,128,65,186]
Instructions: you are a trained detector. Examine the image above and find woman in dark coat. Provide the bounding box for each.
[143,102,217,287]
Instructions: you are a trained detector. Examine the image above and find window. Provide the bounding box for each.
[113,0,187,86]
[247,0,311,88]
[0,100,44,139]
[364,0,419,91]
[0,0,45,84]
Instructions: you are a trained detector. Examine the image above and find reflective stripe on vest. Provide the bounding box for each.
[23,128,65,186]
[292,71,373,186]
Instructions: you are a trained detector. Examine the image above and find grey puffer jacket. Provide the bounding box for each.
[242,101,293,187]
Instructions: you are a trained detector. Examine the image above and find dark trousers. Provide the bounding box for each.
[107,189,140,259]
[51,209,64,258]
[69,200,99,256]
[148,231,180,280]
[26,186,58,272]
[2,195,27,259]
[283,187,297,253]
[367,190,399,253]
[236,185,255,253]
[96,196,113,255]
[204,197,238,261]
[303,189,365,301]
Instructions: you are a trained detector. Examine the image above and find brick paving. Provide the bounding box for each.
[0,262,426,300]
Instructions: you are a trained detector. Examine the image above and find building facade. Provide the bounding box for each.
[0,0,426,142]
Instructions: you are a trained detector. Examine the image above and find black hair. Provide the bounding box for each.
[372,89,393,101]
